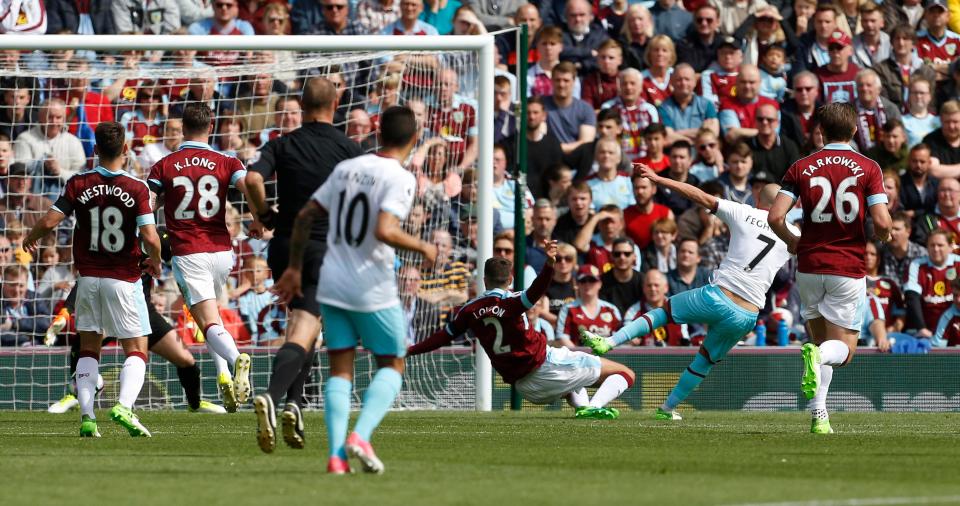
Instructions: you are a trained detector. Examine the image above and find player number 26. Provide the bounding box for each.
[810,176,859,224]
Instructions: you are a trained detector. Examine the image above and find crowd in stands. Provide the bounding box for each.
[1,0,960,351]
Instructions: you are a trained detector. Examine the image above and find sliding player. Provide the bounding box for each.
[271,106,438,474]
[768,102,891,434]
[25,121,163,437]
[148,103,257,410]
[410,240,636,420]
[581,163,794,421]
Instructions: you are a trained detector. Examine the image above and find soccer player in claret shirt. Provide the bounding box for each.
[272,106,438,475]
[148,103,261,412]
[24,121,163,438]
[581,163,795,421]
[409,240,636,420]
[768,103,893,434]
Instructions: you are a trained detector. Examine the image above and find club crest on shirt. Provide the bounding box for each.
[122,87,137,101]
[879,280,891,289]
[452,111,465,124]
[601,312,613,323]
[948,44,957,56]
[947,268,957,281]
[935,281,947,296]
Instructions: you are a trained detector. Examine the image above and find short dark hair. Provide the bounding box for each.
[700,180,725,197]
[611,236,635,250]
[910,142,931,156]
[817,103,858,143]
[890,24,916,42]
[891,210,912,229]
[528,95,546,109]
[181,102,212,137]
[94,121,126,160]
[596,107,621,124]
[643,123,667,137]
[725,141,753,159]
[669,139,693,157]
[882,118,904,134]
[379,106,417,148]
[484,256,513,286]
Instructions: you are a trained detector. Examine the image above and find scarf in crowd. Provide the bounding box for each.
[857,99,887,151]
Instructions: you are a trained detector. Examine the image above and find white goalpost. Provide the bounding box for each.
[0,34,495,411]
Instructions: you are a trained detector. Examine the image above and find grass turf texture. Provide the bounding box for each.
[2,411,960,506]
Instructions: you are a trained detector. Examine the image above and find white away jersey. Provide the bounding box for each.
[710,199,797,308]
[313,153,416,312]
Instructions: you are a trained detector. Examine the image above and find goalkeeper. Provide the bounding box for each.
[46,233,226,414]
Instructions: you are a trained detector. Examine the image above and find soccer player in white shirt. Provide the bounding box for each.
[581,163,797,420]
[270,106,438,475]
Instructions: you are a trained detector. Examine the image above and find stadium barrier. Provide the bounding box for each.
[3,347,960,412]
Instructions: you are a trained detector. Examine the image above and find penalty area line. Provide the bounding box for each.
[724,496,960,506]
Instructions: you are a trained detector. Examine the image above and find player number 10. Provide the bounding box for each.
[810,176,859,224]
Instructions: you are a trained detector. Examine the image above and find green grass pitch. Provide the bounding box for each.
[3,410,960,506]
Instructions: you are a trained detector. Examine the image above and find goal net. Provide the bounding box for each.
[0,35,496,411]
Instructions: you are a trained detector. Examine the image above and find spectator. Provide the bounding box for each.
[564,108,623,179]
[903,78,941,149]
[597,0,627,37]
[256,96,303,148]
[545,61,596,154]
[399,264,444,345]
[913,175,960,245]
[654,140,699,217]
[452,203,478,267]
[52,57,116,141]
[0,135,11,196]
[560,0,609,75]
[552,181,592,245]
[718,141,753,205]
[700,35,742,108]
[916,0,959,78]
[233,72,280,138]
[112,0,181,34]
[169,71,234,122]
[188,0,256,69]
[710,0,768,37]
[667,238,710,295]
[925,101,960,176]
[420,229,470,307]
[450,167,504,238]
[785,0,815,36]
[935,60,960,112]
[757,43,787,102]
[854,69,901,152]
[543,241,578,326]
[118,83,166,158]
[586,138,634,210]
[624,172,674,250]
[139,118,183,169]
[883,169,904,217]
[526,199,557,272]
[780,71,820,146]
[640,35,675,107]
[506,96,563,199]
[556,264,622,347]
[380,0,439,34]
[676,180,724,243]
[601,68,658,163]
[676,4,722,73]
[574,204,634,271]
[178,0,214,26]
[35,246,73,303]
[308,0,366,34]
[491,229,537,287]
[659,64,718,145]
[428,68,477,171]
[417,141,461,206]
[749,103,799,181]
[492,144,532,231]
[867,119,909,174]
[494,3,541,65]
[526,296,556,343]
[528,26,577,98]
[13,100,86,188]
[259,2,296,73]
[641,217,677,273]
[881,211,928,284]
[464,0,520,31]
[650,0,691,44]
[796,3,844,72]
[742,6,794,67]
[581,39,623,110]
[904,228,960,336]
[932,276,960,346]
[239,0,290,34]
[636,123,669,173]
[878,26,937,113]
[234,257,287,346]
[347,108,374,149]
[0,264,50,346]
[46,0,116,34]
[865,241,903,338]
[493,75,516,143]
[719,64,777,144]
[289,0,323,34]
[624,269,689,346]
[814,30,860,104]
[689,128,723,182]
[0,0,46,34]
[618,4,653,71]
[545,164,574,214]
[599,237,643,315]
[447,4,484,36]
[356,0,400,33]
[851,1,889,68]
[0,77,37,141]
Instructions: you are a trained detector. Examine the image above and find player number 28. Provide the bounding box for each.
[88,206,124,253]
[810,176,859,224]
[172,175,221,220]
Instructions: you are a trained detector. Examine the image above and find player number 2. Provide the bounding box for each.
[483,317,512,354]
[88,206,124,253]
[810,176,859,224]
[172,175,221,220]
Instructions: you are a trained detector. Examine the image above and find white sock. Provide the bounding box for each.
[589,374,629,408]
[818,340,850,366]
[76,357,98,419]
[210,348,230,377]
[810,364,833,420]
[204,324,240,365]
[566,387,589,408]
[117,354,147,409]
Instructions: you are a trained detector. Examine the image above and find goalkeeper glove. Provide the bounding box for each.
[44,308,70,347]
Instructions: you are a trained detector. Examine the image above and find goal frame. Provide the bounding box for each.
[0,34,497,411]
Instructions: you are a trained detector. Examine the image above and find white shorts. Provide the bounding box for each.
[796,272,866,331]
[75,276,151,339]
[171,251,233,307]
[514,346,602,404]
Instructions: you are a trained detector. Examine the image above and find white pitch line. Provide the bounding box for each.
[725,496,960,506]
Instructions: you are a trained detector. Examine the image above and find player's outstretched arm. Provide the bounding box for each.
[375,211,439,265]
[767,192,800,254]
[272,200,324,304]
[138,224,163,278]
[407,327,458,356]
[634,162,719,212]
[23,209,66,255]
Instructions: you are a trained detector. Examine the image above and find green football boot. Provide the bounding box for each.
[79,415,100,438]
[800,343,822,401]
[575,407,619,419]
[579,328,613,355]
[109,404,152,437]
[655,408,682,421]
[574,406,591,418]
[811,418,834,434]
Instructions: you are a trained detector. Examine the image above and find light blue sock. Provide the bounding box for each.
[353,367,403,442]
[663,353,713,410]
[324,376,352,459]
[611,307,669,346]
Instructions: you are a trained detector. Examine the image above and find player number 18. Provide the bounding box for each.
[88,206,124,253]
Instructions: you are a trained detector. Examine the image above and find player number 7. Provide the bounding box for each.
[745,234,776,272]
